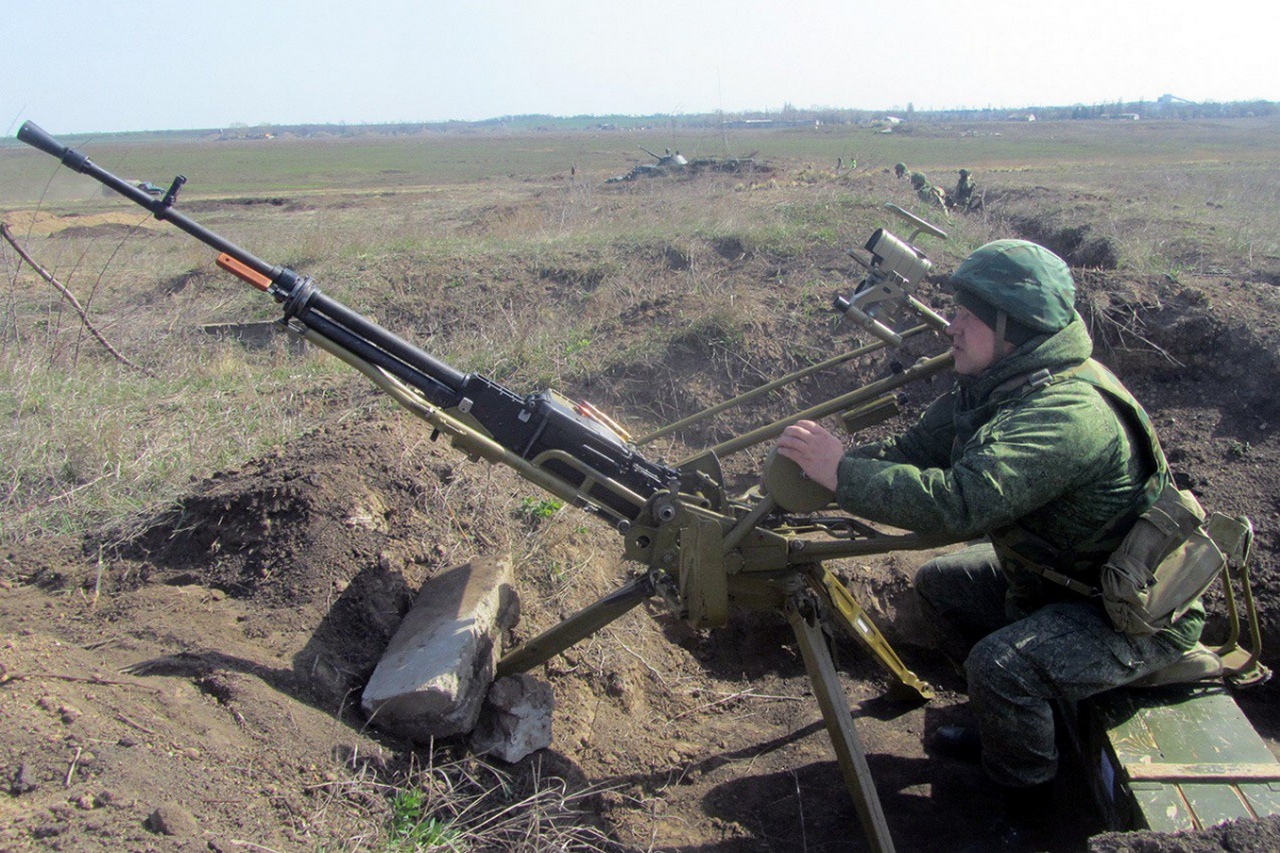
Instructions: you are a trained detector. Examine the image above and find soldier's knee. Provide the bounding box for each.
[964,631,1020,693]
[913,559,947,607]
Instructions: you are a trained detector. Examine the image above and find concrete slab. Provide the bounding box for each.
[361,557,518,740]
[471,674,554,763]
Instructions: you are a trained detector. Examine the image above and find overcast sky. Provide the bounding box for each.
[5,0,1274,135]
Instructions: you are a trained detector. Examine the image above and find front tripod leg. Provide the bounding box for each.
[496,571,658,678]
[808,564,933,702]
[787,593,896,853]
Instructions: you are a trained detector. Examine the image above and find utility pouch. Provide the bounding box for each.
[1099,485,1231,636]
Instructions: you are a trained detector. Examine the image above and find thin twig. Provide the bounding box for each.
[229,842,287,853]
[615,640,670,686]
[669,688,803,721]
[10,472,112,518]
[64,746,82,787]
[0,667,160,692]
[114,712,158,735]
[0,221,153,376]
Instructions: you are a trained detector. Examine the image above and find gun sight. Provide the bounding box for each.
[833,206,950,345]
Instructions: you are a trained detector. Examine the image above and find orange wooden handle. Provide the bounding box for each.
[216,253,272,291]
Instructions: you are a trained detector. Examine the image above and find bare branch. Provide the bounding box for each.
[0,221,154,376]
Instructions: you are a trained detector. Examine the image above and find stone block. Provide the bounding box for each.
[361,557,518,740]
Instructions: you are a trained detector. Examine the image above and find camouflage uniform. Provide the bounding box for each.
[910,171,948,208]
[953,169,976,209]
[833,240,1203,788]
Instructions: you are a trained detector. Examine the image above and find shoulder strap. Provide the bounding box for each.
[989,359,1170,594]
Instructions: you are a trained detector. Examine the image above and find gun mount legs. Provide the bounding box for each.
[808,565,934,702]
[496,571,658,678]
[496,560,922,852]
[787,592,896,853]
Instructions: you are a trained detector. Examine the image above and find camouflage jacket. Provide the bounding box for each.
[836,314,1203,647]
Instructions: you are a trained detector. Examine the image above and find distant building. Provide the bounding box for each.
[723,118,817,129]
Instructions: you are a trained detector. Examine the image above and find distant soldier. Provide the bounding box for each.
[911,171,948,208]
[953,168,977,210]
[894,162,908,179]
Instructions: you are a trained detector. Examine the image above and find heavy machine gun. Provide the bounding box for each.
[19,121,960,852]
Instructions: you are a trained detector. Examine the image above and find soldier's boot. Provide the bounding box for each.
[927,724,982,763]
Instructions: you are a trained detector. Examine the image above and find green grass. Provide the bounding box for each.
[386,789,463,852]
[0,339,356,544]
[516,496,564,525]
[7,116,1276,204]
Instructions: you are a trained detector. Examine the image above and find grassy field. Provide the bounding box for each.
[1,116,1278,545]
[4,115,1278,199]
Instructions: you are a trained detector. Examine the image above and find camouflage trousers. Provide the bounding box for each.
[914,543,1186,787]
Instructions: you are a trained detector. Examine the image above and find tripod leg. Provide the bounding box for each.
[787,595,896,853]
[810,565,933,701]
[496,572,656,678]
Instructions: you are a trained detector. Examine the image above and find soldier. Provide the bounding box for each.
[910,171,948,208]
[775,240,1202,849]
[894,162,908,179]
[953,168,977,210]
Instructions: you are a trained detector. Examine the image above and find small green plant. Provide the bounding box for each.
[1228,440,1252,458]
[386,788,463,851]
[517,495,563,524]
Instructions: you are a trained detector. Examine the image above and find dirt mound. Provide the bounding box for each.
[112,418,437,608]
[1,210,164,239]
[1090,815,1280,853]
[84,415,550,711]
[986,188,1121,268]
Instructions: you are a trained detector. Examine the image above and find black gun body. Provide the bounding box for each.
[289,280,674,521]
[455,377,673,515]
[17,121,676,523]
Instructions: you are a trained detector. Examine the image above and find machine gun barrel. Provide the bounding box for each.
[17,121,679,526]
[20,122,275,282]
[18,122,466,405]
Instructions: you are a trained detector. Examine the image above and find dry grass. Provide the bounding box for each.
[380,753,618,852]
[4,121,1277,546]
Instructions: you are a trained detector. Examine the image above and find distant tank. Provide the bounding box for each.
[606,146,689,182]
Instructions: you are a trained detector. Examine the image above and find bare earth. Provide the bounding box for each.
[4,170,1280,853]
